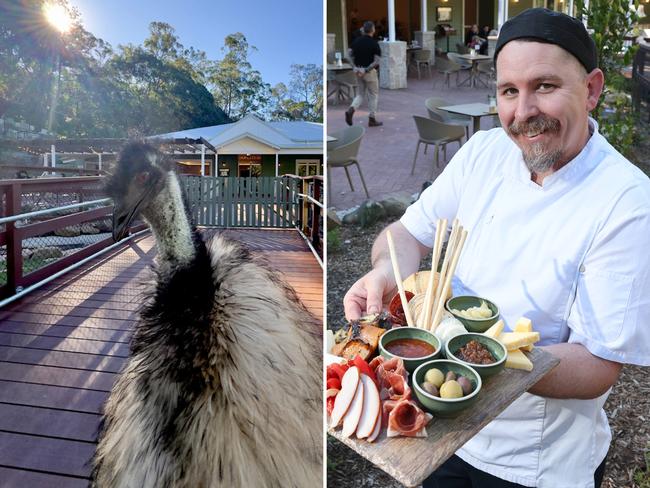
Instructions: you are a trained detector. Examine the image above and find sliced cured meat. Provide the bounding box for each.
[355,374,380,439]
[341,377,364,437]
[372,356,411,402]
[386,399,432,438]
[330,366,360,428]
[367,408,382,443]
[382,399,399,426]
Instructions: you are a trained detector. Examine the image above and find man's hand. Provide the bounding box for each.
[343,266,395,321]
[343,221,431,321]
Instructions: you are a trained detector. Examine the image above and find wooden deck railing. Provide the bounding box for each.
[292,175,323,261]
[0,177,145,299]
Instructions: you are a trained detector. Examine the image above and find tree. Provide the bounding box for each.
[207,33,270,120]
[269,64,323,122]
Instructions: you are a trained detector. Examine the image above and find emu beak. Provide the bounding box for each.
[112,194,147,242]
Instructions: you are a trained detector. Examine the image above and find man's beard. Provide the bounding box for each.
[507,115,562,174]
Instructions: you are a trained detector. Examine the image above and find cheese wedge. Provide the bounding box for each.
[506,348,534,371]
[483,319,504,339]
[514,317,533,332]
[514,318,534,351]
[498,331,540,350]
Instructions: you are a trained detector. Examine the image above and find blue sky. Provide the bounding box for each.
[69,0,323,87]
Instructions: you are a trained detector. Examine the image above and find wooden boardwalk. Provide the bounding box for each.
[0,229,322,487]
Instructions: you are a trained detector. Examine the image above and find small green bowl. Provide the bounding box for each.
[446,333,507,378]
[379,327,442,373]
[413,359,482,418]
[445,296,500,332]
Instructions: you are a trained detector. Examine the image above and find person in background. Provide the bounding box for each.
[344,8,650,488]
[345,21,383,127]
[479,25,490,54]
[465,24,480,48]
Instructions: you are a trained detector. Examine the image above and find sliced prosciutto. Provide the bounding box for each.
[370,356,411,401]
[385,399,432,438]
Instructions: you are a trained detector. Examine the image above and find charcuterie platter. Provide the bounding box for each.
[327,347,559,487]
[327,219,560,487]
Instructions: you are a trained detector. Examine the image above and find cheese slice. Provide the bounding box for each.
[515,317,533,352]
[514,318,534,351]
[498,331,540,350]
[506,348,534,371]
[514,317,533,332]
[483,319,504,339]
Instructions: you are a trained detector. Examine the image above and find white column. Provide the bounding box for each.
[569,0,575,17]
[497,0,508,30]
[98,153,102,171]
[200,144,205,176]
[275,153,279,176]
[421,0,427,32]
[388,0,396,41]
[341,0,349,55]
[43,153,48,167]
[51,144,56,168]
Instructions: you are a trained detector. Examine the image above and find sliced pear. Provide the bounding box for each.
[355,374,381,439]
[330,366,360,428]
[341,378,364,437]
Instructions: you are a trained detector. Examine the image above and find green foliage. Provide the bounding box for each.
[576,0,640,156]
[327,227,341,254]
[270,64,323,122]
[0,1,319,138]
[207,33,270,120]
[634,444,650,488]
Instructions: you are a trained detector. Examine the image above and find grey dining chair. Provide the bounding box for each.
[434,56,462,88]
[425,97,471,140]
[447,52,473,86]
[327,126,368,203]
[412,49,432,79]
[412,115,465,178]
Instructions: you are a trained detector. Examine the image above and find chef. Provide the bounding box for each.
[343,8,650,488]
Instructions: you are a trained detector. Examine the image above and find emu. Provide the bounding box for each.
[92,142,322,488]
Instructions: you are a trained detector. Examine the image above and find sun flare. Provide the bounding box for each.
[43,2,72,33]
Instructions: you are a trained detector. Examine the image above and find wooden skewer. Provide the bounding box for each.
[422,218,446,329]
[430,219,460,329]
[431,228,468,332]
[386,230,416,328]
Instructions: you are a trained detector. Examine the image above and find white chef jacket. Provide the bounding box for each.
[401,119,650,487]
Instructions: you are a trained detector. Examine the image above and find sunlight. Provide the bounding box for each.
[43,2,72,33]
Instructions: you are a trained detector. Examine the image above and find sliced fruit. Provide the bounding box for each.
[330,366,360,427]
[341,378,365,437]
[356,374,381,439]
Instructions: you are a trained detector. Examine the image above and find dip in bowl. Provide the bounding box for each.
[379,326,442,373]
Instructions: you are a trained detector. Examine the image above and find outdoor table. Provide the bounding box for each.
[328,348,560,487]
[327,63,354,105]
[438,102,498,134]
[457,53,492,87]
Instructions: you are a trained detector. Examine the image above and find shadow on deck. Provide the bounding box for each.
[0,228,323,487]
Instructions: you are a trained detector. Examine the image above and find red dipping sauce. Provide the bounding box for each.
[385,338,435,358]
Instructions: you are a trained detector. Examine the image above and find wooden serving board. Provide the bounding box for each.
[328,348,560,487]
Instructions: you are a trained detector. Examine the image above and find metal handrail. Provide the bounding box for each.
[0,198,112,225]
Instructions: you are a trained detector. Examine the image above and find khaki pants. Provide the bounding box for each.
[350,69,379,118]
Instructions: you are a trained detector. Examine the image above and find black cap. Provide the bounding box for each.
[494,8,597,72]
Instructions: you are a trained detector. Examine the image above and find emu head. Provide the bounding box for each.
[107,141,172,241]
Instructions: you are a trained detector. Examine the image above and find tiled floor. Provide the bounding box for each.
[327,69,499,210]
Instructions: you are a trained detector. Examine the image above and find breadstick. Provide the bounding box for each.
[430,219,460,328]
[386,230,415,328]
[422,218,446,328]
[431,229,468,331]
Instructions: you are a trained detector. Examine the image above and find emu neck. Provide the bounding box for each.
[143,172,195,273]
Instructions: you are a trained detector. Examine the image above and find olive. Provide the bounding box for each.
[440,380,463,399]
[457,376,473,396]
[445,371,457,382]
[422,381,439,397]
[425,368,445,388]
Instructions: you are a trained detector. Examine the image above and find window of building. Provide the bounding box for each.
[296,159,321,176]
